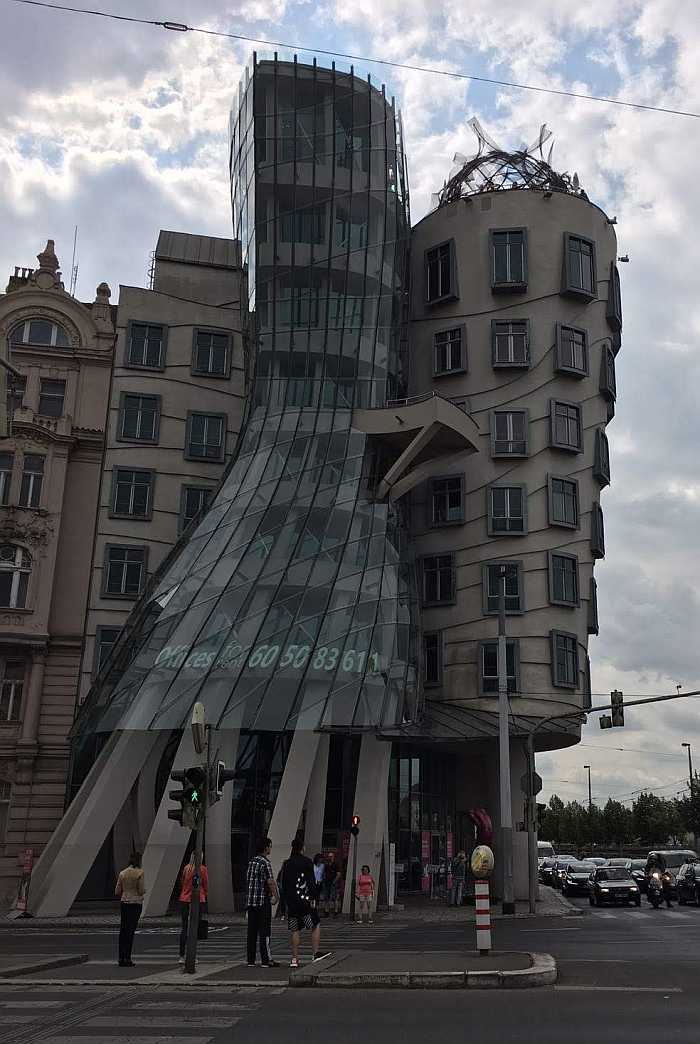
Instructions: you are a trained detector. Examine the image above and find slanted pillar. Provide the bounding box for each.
[303,733,330,855]
[267,729,322,878]
[342,734,391,916]
[206,729,240,913]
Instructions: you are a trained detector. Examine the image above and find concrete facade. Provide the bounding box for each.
[0,241,114,906]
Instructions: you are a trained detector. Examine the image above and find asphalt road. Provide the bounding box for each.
[2,900,700,1042]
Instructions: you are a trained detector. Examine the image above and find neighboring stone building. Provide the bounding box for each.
[0,241,114,905]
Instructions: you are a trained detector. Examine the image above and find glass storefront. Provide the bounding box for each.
[389,746,456,895]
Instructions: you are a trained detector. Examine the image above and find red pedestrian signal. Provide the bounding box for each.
[351,814,360,836]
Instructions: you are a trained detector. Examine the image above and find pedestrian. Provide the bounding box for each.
[115,851,145,967]
[450,851,467,906]
[356,864,375,924]
[313,853,325,912]
[279,838,331,968]
[246,837,280,967]
[323,851,341,917]
[178,853,209,964]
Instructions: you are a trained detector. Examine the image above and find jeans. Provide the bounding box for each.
[118,902,142,961]
[179,899,207,956]
[246,903,272,964]
[450,880,465,906]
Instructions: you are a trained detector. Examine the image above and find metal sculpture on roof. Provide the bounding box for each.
[433,118,587,209]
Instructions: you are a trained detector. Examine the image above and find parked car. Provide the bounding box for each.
[553,856,579,890]
[645,850,699,898]
[587,857,608,866]
[629,859,648,893]
[538,841,555,863]
[588,866,641,907]
[561,861,597,897]
[539,857,558,885]
[603,858,630,868]
[677,864,700,906]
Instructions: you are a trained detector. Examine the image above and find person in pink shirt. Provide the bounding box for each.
[355,864,375,924]
[178,854,209,962]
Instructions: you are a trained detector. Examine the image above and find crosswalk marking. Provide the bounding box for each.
[132,1002,254,1011]
[85,1016,241,1029]
[45,1038,214,1044]
[0,999,66,1007]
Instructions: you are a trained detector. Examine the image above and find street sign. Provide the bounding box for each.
[521,771,542,797]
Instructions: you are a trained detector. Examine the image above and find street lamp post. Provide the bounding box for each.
[497,565,515,915]
[584,765,592,814]
[682,743,694,797]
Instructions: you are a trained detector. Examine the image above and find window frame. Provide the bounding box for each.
[550,399,583,453]
[606,261,622,333]
[591,501,605,559]
[423,630,443,688]
[482,560,525,616]
[0,659,25,723]
[487,483,528,536]
[179,484,214,534]
[420,553,457,607]
[117,392,161,444]
[109,467,155,521]
[124,320,168,371]
[593,428,610,487]
[0,453,13,506]
[548,550,580,607]
[554,323,589,378]
[479,638,520,695]
[185,411,227,463]
[550,629,580,689]
[9,318,71,349]
[491,319,531,368]
[18,454,44,509]
[425,239,458,305]
[433,325,466,377]
[429,474,465,527]
[490,227,528,293]
[0,545,32,610]
[191,327,233,379]
[588,576,599,636]
[490,409,529,458]
[38,378,66,418]
[562,232,597,301]
[101,544,148,600]
[600,346,617,402]
[547,474,580,529]
[92,625,122,677]
[0,780,11,843]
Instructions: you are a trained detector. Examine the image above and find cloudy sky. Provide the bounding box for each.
[3,0,699,811]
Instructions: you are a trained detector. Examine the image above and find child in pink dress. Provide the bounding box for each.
[356,864,375,924]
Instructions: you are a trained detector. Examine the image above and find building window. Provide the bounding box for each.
[192,329,231,377]
[0,453,13,506]
[483,561,523,615]
[126,322,166,369]
[550,400,582,452]
[424,631,442,686]
[9,318,70,348]
[38,379,66,418]
[103,545,147,598]
[600,346,617,401]
[111,469,154,519]
[433,327,465,376]
[480,639,519,694]
[280,205,326,244]
[180,485,213,532]
[186,413,226,461]
[563,233,596,300]
[0,545,31,609]
[594,429,610,487]
[19,454,44,508]
[588,576,599,636]
[0,661,25,722]
[119,393,160,442]
[555,324,588,378]
[591,502,605,559]
[551,630,579,688]
[425,241,456,303]
[490,229,527,292]
[548,475,579,529]
[93,626,121,676]
[422,554,456,605]
[430,475,464,526]
[606,262,622,333]
[549,552,579,606]
[490,410,528,457]
[7,375,26,417]
[0,780,11,843]
[491,320,530,367]
[487,485,526,535]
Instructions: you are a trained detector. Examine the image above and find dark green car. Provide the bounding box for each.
[588,867,641,907]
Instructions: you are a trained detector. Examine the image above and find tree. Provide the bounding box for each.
[540,794,564,844]
[676,774,700,837]
[601,799,632,845]
[632,792,677,844]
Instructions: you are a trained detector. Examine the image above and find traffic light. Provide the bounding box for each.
[350,814,361,837]
[209,760,236,806]
[168,766,207,829]
[599,714,613,729]
[611,690,624,728]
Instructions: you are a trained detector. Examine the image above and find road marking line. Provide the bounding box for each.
[554,986,682,993]
[43,1037,214,1043]
[85,1016,241,1028]
[520,928,583,932]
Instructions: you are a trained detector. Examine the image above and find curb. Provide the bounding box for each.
[0,953,89,978]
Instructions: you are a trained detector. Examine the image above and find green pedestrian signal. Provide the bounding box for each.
[168,765,207,829]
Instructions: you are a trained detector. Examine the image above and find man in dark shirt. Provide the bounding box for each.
[246,837,279,967]
[279,838,331,968]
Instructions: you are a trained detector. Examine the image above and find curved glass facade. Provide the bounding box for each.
[73,57,419,739]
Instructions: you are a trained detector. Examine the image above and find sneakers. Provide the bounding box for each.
[290,957,300,969]
[262,961,280,968]
[178,956,185,964]
[313,950,332,961]
[246,962,256,967]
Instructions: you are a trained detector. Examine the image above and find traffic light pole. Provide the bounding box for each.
[184,724,211,975]
[497,567,515,915]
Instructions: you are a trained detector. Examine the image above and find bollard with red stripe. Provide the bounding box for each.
[470,844,495,956]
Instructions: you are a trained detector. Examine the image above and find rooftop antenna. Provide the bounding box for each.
[69,225,79,297]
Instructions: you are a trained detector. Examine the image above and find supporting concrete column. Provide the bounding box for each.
[303,733,330,855]
[113,730,171,873]
[28,730,159,917]
[140,729,198,917]
[267,729,322,878]
[205,729,240,913]
[342,734,391,916]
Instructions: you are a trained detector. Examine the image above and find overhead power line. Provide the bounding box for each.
[579,743,688,759]
[9,0,700,120]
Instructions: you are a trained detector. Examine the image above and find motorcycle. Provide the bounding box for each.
[647,871,672,908]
